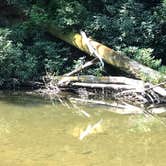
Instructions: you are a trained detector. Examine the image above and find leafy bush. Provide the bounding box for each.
[0,28,37,83]
[123,47,161,69]
[0,25,74,87]
[159,65,166,74]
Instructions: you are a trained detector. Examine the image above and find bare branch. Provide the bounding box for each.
[64,58,98,76]
[80,31,104,67]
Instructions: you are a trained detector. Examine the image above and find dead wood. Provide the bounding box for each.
[56,75,145,87]
[80,31,104,67]
[69,97,144,114]
[48,26,166,83]
[43,75,166,107]
[64,58,98,76]
[71,82,136,90]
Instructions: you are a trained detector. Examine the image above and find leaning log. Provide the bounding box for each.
[48,25,166,83]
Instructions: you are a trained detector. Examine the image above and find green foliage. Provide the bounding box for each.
[0,28,37,86]
[29,5,48,25]
[42,42,71,75]
[0,25,73,87]
[73,57,86,70]
[73,57,103,76]
[123,47,161,69]
[53,1,87,30]
[6,0,31,8]
[82,0,166,65]
[159,65,166,74]
[33,0,88,30]
[86,65,103,77]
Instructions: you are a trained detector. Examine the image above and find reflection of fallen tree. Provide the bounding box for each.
[69,97,144,115]
[69,97,166,116]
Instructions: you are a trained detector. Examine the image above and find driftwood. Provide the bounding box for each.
[56,75,145,87]
[41,74,166,115]
[72,82,137,90]
[44,75,166,107]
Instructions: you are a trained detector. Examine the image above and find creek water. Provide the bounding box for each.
[0,91,166,166]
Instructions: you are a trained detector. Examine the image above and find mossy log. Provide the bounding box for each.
[48,25,166,83]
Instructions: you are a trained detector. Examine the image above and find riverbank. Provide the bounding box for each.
[1,74,166,116]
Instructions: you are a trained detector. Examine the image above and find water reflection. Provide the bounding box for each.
[0,91,166,165]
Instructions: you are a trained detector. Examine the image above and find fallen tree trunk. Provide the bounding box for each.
[43,75,166,106]
[72,82,136,90]
[54,75,145,87]
[48,25,166,83]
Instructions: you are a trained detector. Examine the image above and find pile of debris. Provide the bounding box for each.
[43,75,166,107]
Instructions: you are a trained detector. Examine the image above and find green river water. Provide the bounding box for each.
[0,91,166,166]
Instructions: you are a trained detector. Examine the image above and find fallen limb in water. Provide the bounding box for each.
[69,97,144,114]
[69,97,166,116]
[43,75,166,107]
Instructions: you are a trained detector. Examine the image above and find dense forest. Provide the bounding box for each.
[0,0,166,88]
